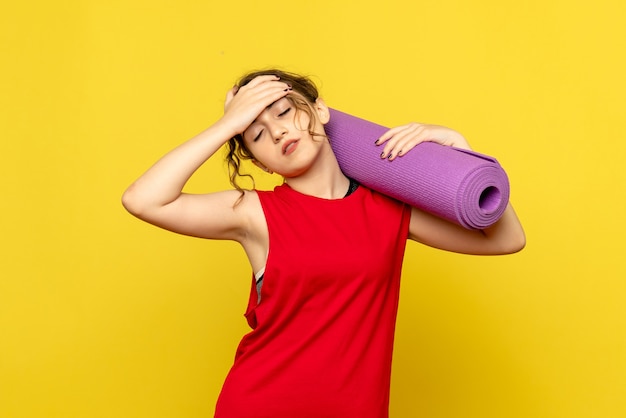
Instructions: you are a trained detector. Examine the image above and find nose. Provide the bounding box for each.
[272,125,287,143]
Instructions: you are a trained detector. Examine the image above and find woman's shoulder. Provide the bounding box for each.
[360,185,408,207]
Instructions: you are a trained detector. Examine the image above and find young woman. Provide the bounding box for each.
[122,69,525,417]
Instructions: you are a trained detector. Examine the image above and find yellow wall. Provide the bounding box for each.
[1,1,624,417]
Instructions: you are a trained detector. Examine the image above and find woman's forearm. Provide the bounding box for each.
[121,119,236,216]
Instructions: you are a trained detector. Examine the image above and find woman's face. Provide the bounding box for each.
[242,95,328,177]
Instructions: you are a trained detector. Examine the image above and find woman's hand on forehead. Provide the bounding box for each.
[221,75,292,136]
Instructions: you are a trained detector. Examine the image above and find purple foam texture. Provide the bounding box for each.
[325,108,510,229]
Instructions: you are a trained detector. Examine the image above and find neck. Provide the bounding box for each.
[284,142,349,199]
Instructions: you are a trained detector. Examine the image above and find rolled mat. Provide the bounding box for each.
[325,108,510,229]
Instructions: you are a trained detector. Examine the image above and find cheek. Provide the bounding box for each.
[239,140,259,159]
[295,111,312,132]
[246,142,276,164]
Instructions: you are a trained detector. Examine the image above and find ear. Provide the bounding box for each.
[314,98,330,125]
[252,159,273,174]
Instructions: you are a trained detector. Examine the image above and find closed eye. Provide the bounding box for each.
[278,107,291,117]
[253,130,263,142]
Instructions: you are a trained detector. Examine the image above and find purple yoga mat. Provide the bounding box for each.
[325,108,510,229]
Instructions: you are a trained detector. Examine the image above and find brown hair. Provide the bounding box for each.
[225,69,325,197]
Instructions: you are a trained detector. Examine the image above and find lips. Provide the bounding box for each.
[282,139,299,155]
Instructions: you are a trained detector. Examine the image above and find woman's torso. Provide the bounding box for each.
[215,184,411,418]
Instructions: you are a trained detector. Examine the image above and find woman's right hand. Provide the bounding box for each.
[220,75,292,136]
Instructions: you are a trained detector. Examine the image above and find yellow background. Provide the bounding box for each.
[1,1,625,417]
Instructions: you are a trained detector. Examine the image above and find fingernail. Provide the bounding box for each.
[387,153,393,160]
[374,139,380,145]
[380,152,386,158]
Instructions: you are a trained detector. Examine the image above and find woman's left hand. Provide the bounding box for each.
[375,123,472,161]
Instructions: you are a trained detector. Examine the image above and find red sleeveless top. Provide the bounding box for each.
[215,184,411,418]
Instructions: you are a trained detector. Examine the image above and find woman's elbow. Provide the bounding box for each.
[500,231,526,255]
[121,184,145,217]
